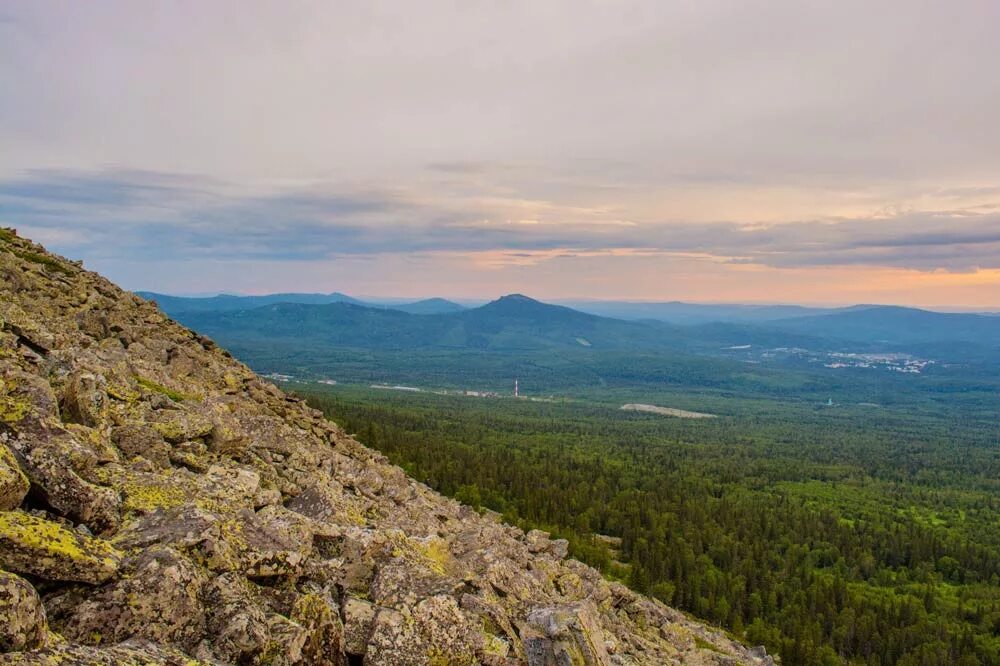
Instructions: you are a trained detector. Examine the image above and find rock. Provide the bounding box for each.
[111,424,171,468]
[0,570,48,652]
[203,398,250,454]
[0,510,122,584]
[0,370,58,427]
[63,423,119,464]
[522,602,612,666]
[0,638,203,664]
[148,410,213,444]
[0,445,28,511]
[201,572,269,663]
[205,573,271,663]
[342,596,376,657]
[75,309,111,341]
[370,556,462,608]
[259,614,309,665]
[216,506,314,577]
[112,504,220,551]
[57,547,207,650]
[60,371,108,428]
[291,593,347,666]
[365,595,481,666]
[8,425,121,532]
[525,528,569,560]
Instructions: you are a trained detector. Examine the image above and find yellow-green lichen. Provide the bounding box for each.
[390,534,452,576]
[0,379,32,425]
[344,504,368,526]
[0,443,28,494]
[482,633,509,658]
[150,420,186,441]
[427,649,451,666]
[413,537,451,575]
[106,381,141,403]
[0,510,120,567]
[427,647,475,666]
[193,496,231,515]
[121,481,188,514]
[292,592,330,623]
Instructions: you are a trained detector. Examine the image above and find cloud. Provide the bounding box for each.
[2,169,999,276]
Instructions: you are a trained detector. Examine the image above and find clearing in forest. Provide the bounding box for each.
[620,403,717,419]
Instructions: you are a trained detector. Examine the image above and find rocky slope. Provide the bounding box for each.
[0,229,773,665]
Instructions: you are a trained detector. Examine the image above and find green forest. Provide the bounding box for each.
[299,385,1000,666]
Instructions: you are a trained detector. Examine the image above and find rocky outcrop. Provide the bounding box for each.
[0,229,774,664]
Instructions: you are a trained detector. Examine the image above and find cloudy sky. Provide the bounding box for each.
[2,1,999,307]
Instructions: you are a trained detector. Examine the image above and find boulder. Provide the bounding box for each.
[259,614,309,665]
[342,596,376,657]
[522,602,612,666]
[148,410,213,444]
[57,547,207,649]
[525,529,570,560]
[0,638,203,664]
[365,595,481,666]
[0,445,28,511]
[0,570,48,652]
[0,510,122,584]
[202,573,269,663]
[215,506,314,577]
[7,425,121,533]
[291,592,347,666]
[59,371,108,428]
[111,423,171,468]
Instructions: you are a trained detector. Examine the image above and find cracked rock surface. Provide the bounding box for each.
[0,229,774,665]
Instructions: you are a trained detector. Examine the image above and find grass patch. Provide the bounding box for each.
[694,636,722,653]
[12,249,73,275]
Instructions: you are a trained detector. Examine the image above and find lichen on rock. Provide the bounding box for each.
[0,570,49,652]
[0,445,29,511]
[0,510,122,584]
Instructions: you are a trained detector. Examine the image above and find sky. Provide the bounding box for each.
[2,1,999,308]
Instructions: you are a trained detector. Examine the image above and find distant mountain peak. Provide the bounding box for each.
[497,293,538,303]
[481,294,557,314]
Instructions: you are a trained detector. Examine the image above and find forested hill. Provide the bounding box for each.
[768,305,1000,347]
[151,291,1000,356]
[139,291,467,316]
[167,294,698,352]
[137,290,366,312]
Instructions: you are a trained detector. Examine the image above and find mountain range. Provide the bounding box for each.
[137,291,468,315]
[147,291,1000,354]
